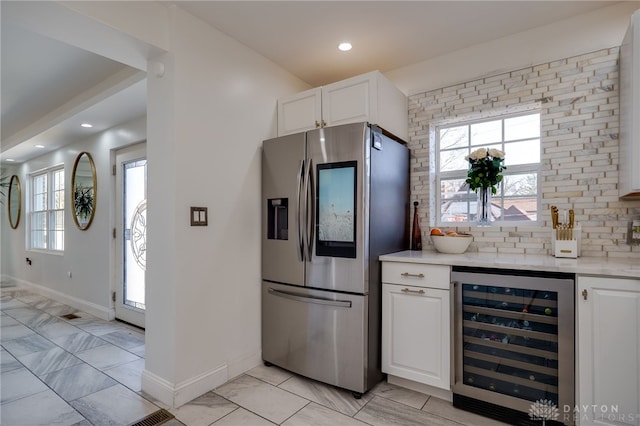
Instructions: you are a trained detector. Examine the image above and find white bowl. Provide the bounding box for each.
[430,234,472,254]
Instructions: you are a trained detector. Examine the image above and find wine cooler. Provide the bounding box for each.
[452,266,575,426]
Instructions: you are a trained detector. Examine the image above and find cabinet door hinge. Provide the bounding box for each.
[581,289,588,300]
[112,228,116,239]
[112,291,116,302]
[112,165,116,176]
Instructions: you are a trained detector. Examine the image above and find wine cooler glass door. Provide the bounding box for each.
[452,268,574,425]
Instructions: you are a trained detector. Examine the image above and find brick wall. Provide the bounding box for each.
[408,47,640,258]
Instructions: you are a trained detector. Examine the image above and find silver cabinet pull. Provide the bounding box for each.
[401,288,425,295]
[401,272,424,278]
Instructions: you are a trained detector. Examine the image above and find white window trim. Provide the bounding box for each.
[429,109,542,228]
[29,164,65,252]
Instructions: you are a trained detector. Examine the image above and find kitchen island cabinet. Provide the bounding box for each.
[277,71,407,140]
[381,263,451,393]
[577,276,640,426]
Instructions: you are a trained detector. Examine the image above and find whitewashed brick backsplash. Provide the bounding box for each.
[408,47,640,258]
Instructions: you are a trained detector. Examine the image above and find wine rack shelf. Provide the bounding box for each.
[460,283,561,403]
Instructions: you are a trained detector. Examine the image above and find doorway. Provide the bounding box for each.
[115,142,147,328]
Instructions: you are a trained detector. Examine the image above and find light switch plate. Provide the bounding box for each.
[190,207,208,226]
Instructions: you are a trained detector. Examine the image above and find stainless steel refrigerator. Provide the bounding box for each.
[261,122,409,397]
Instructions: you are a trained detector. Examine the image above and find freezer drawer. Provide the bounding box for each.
[262,281,368,393]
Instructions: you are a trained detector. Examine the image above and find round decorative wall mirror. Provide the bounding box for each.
[71,152,97,230]
[7,175,21,229]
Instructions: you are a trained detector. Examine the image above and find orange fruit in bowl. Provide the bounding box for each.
[446,231,458,236]
[430,228,445,236]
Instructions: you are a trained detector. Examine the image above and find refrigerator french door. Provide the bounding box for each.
[262,122,409,396]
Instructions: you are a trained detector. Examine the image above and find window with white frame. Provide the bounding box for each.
[30,167,65,251]
[435,112,541,225]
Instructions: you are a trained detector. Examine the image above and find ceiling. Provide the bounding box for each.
[0,1,620,165]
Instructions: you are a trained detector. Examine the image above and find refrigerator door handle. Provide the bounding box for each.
[268,287,352,308]
[304,158,314,260]
[296,159,305,261]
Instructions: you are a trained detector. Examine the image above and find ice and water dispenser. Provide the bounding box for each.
[267,198,288,240]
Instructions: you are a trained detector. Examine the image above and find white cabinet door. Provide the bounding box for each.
[382,283,450,390]
[322,73,375,128]
[577,276,640,426]
[619,10,640,198]
[277,87,322,136]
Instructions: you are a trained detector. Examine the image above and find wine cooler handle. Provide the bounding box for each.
[296,160,305,261]
[401,288,425,295]
[401,272,425,278]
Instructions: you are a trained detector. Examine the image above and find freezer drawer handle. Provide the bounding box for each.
[401,288,425,295]
[268,288,352,308]
[401,272,425,278]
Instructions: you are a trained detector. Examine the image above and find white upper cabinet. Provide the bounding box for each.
[277,71,408,140]
[620,10,640,199]
[277,87,322,136]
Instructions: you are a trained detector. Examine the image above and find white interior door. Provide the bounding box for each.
[115,143,146,328]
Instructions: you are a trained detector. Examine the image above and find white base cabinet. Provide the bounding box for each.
[277,71,407,140]
[577,276,640,426]
[381,263,451,390]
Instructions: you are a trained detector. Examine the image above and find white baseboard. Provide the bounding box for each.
[142,364,229,408]
[5,276,114,321]
[227,350,262,380]
[387,375,453,402]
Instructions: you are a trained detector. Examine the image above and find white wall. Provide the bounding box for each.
[1,116,146,317]
[386,2,640,95]
[144,6,311,405]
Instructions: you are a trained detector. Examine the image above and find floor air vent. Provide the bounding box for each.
[128,409,175,426]
[60,313,80,320]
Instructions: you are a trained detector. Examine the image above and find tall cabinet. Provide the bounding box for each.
[620,10,640,198]
[577,276,640,426]
[277,71,407,140]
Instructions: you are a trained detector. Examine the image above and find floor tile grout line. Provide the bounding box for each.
[1,291,156,423]
[2,295,145,359]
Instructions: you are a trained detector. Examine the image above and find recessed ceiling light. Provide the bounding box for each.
[81,123,93,128]
[35,145,45,149]
[6,159,15,162]
[338,42,352,52]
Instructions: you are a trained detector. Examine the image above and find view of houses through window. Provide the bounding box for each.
[30,167,65,251]
[435,112,541,224]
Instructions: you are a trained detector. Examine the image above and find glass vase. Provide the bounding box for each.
[476,187,492,226]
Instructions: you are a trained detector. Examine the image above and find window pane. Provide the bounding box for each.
[32,174,47,211]
[471,120,501,146]
[31,212,47,249]
[503,197,538,221]
[504,173,538,197]
[440,178,471,222]
[504,140,540,166]
[440,126,468,150]
[505,114,540,141]
[440,148,469,172]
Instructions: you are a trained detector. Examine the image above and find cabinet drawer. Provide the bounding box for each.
[382,262,450,290]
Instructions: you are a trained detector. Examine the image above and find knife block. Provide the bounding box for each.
[551,224,581,258]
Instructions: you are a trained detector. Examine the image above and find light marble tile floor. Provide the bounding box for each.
[1,287,511,426]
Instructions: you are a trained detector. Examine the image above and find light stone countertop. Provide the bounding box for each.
[379,250,640,280]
